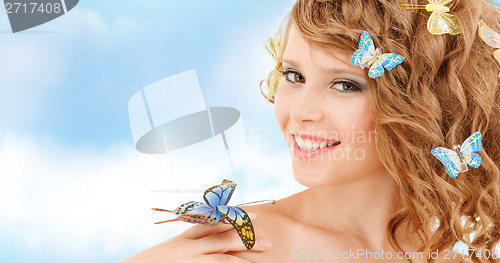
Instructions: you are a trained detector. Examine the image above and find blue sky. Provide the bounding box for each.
[0,0,294,146]
[0,1,304,262]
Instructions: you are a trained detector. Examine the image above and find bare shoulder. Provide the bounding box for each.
[240,191,301,228]
[240,195,293,231]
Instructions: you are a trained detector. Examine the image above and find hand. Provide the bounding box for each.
[121,213,272,263]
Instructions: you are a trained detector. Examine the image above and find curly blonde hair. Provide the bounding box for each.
[262,0,500,262]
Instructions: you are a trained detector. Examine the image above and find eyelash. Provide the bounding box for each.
[277,69,362,93]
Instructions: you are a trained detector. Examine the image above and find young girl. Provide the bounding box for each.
[122,0,500,262]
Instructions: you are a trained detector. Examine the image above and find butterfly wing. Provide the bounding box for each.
[431,0,453,5]
[427,11,460,35]
[380,53,405,70]
[367,53,404,78]
[367,58,385,79]
[478,20,500,48]
[264,27,283,61]
[494,49,500,66]
[203,179,237,208]
[352,31,375,66]
[153,201,221,224]
[460,131,482,168]
[431,147,462,178]
[218,205,255,250]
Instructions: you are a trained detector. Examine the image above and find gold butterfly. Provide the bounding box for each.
[262,27,284,103]
[402,0,460,35]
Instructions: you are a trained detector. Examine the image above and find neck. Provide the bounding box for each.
[291,170,406,250]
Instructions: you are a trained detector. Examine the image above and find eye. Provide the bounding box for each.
[330,81,362,93]
[278,69,305,84]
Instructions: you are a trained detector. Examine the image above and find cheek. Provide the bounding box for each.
[273,88,290,130]
[329,97,374,133]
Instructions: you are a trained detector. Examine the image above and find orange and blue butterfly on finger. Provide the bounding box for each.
[431,131,483,178]
[152,179,256,250]
[351,31,404,79]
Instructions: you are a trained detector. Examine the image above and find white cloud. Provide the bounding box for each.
[0,134,187,261]
[0,4,305,260]
[0,133,302,261]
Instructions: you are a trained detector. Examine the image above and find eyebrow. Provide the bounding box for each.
[281,59,300,68]
[281,58,367,83]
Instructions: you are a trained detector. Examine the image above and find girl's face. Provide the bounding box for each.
[274,25,387,187]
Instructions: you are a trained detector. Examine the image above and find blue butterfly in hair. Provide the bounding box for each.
[352,31,405,79]
[431,131,482,178]
[152,179,256,249]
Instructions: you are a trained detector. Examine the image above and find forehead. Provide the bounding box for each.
[282,25,366,77]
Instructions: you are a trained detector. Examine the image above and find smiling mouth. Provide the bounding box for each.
[293,134,341,152]
[296,137,341,152]
[291,134,341,160]
[289,132,342,160]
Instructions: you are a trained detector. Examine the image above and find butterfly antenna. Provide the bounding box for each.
[152,208,182,224]
[152,208,174,212]
[235,199,276,206]
[153,218,182,224]
[401,4,427,9]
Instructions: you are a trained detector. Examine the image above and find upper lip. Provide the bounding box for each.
[290,131,340,143]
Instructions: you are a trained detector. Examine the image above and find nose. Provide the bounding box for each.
[289,83,323,123]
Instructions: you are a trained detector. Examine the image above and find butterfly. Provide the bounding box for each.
[262,27,284,103]
[402,0,460,35]
[351,31,405,79]
[152,179,256,250]
[490,0,500,8]
[431,131,482,178]
[478,20,500,67]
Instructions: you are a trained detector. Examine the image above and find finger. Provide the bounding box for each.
[200,254,252,263]
[196,228,271,254]
[183,222,235,240]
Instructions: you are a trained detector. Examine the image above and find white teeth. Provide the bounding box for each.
[296,136,305,148]
[305,140,312,149]
[294,135,338,152]
[319,141,327,149]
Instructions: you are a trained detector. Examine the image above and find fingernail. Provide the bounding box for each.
[248,212,257,219]
[259,238,272,248]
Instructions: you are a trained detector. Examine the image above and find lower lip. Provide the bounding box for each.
[292,139,340,159]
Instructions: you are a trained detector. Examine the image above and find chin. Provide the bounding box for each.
[291,163,358,188]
